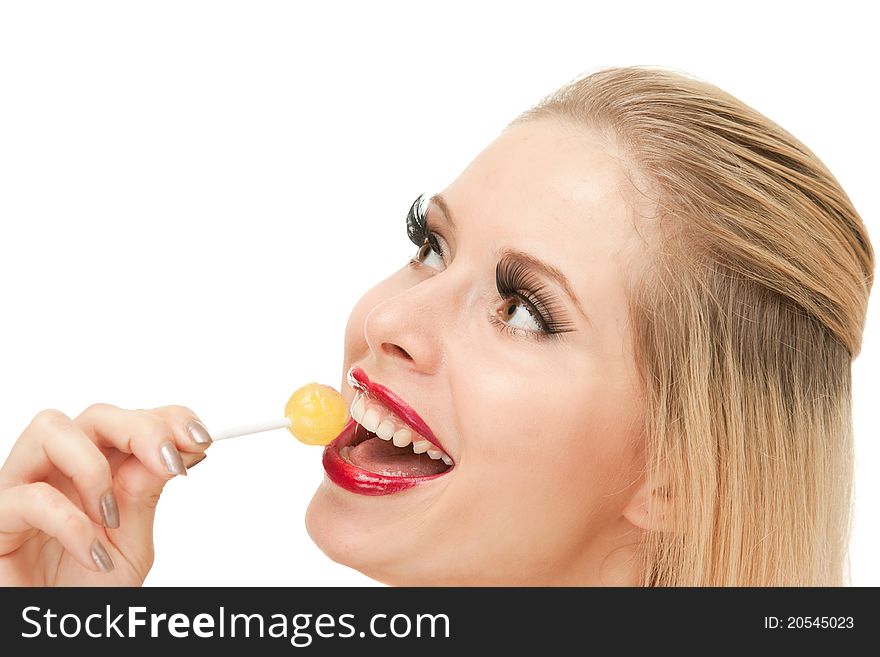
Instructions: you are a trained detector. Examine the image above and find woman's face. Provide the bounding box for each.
[306,117,650,585]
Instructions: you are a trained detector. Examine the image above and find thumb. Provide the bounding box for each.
[108,451,206,571]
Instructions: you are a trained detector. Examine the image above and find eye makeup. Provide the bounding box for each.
[493,255,577,339]
[404,193,578,341]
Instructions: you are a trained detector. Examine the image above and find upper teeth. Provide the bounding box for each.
[349,391,453,466]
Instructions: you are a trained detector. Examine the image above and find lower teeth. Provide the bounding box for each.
[341,433,452,477]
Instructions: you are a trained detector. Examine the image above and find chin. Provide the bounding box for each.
[305,481,359,565]
[305,479,398,585]
[305,479,458,586]
[305,366,468,584]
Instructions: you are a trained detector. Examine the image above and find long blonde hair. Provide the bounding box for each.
[512,66,874,585]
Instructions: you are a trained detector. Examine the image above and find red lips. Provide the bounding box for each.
[346,366,446,452]
[321,367,453,496]
[322,418,449,495]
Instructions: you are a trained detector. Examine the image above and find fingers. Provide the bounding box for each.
[0,404,211,580]
[71,404,211,568]
[144,405,214,453]
[112,449,207,511]
[0,482,114,573]
[0,410,116,528]
[108,450,207,558]
[74,403,210,482]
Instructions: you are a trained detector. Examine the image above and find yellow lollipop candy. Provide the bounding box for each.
[284,382,349,446]
[209,383,348,445]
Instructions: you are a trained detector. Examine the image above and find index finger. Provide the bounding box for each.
[73,404,202,480]
[142,405,213,453]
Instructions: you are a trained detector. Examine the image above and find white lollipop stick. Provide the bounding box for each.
[211,417,291,441]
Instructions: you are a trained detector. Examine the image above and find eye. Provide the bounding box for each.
[496,296,544,333]
[410,233,447,272]
[492,256,577,341]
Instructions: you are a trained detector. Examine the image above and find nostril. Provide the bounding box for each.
[382,343,413,361]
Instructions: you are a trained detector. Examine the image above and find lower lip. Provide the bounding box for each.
[322,417,451,496]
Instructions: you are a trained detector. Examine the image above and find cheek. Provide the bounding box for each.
[455,368,643,523]
[478,410,634,497]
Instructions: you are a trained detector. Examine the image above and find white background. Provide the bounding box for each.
[0,1,876,586]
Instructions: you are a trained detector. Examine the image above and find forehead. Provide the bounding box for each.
[441,118,646,329]
[445,117,640,248]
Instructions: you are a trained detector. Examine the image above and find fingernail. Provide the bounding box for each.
[100,491,120,528]
[90,540,115,572]
[186,453,207,470]
[185,418,212,445]
[159,441,187,476]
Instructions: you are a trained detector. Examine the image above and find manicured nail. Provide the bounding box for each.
[159,441,187,476]
[185,418,212,445]
[99,491,120,528]
[90,540,115,572]
[186,453,207,471]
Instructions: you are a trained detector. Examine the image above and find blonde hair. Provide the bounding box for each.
[512,66,874,585]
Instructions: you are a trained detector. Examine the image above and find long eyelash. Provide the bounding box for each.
[495,258,577,338]
[406,193,428,245]
[406,195,574,340]
[406,193,444,257]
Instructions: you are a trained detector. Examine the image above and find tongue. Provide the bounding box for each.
[347,436,449,477]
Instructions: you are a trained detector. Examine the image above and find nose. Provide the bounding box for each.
[362,282,446,375]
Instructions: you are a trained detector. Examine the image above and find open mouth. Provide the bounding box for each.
[321,367,455,496]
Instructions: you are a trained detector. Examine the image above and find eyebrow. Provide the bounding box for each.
[428,193,456,230]
[427,193,592,326]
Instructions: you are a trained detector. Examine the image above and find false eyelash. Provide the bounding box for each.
[406,193,429,246]
[406,192,444,257]
[495,257,577,337]
[405,193,575,340]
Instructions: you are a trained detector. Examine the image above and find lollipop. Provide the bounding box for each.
[211,383,348,446]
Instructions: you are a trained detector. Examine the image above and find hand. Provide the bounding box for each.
[0,404,212,586]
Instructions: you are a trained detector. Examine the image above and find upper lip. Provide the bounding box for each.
[347,366,447,454]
